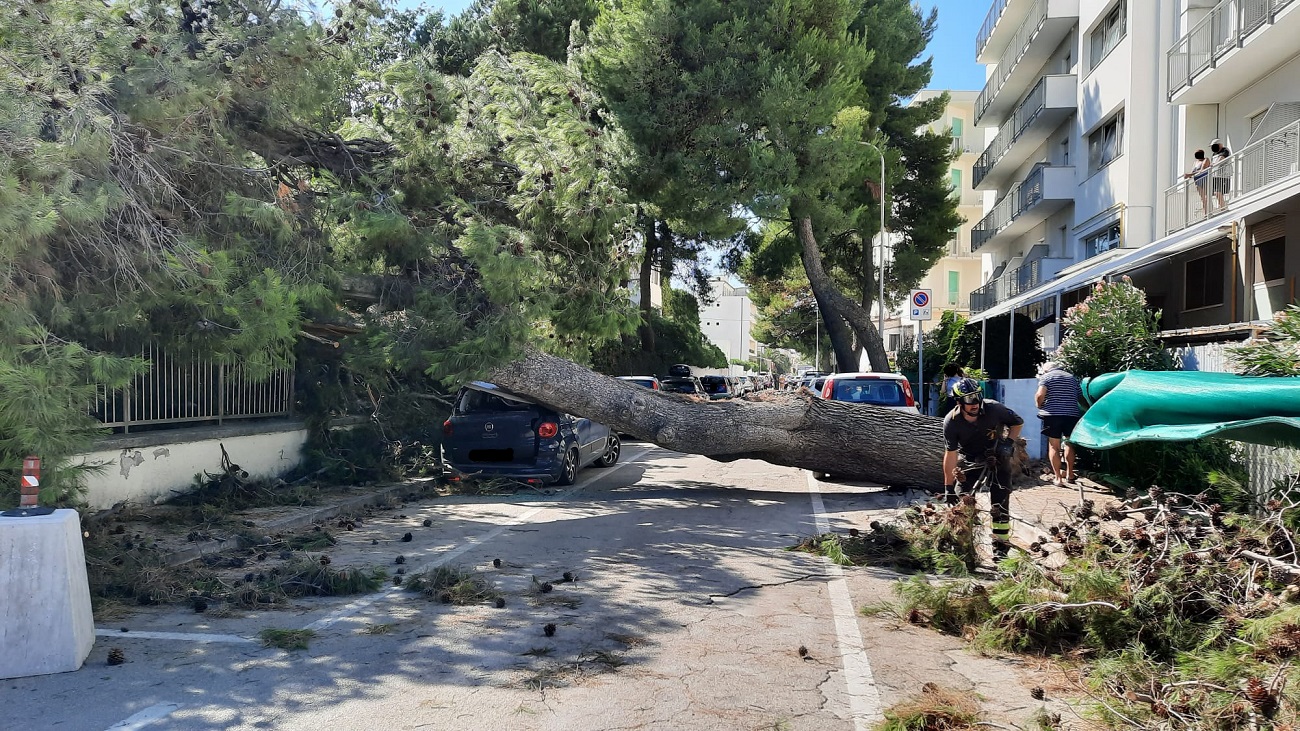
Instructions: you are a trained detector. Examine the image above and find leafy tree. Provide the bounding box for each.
[1055,278,1172,379]
[0,0,956,497]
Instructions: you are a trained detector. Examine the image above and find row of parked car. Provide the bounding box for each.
[440,367,918,487]
[618,373,761,400]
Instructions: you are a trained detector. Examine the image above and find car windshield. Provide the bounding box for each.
[661,379,698,394]
[832,379,907,406]
[456,388,534,414]
[622,378,656,388]
[699,377,729,394]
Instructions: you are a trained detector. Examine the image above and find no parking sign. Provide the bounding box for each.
[910,289,932,321]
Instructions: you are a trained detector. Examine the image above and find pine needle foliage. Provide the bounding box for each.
[883,489,1300,729]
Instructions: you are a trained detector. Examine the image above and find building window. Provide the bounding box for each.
[1257,238,1285,283]
[1089,0,1126,71]
[1185,251,1225,310]
[888,334,901,351]
[947,271,960,305]
[950,168,962,194]
[1087,112,1124,173]
[1084,223,1121,258]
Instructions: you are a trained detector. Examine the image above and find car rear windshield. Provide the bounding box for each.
[623,378,656,388]
[699,376,729,394]
[831,379,907,406]
[661,379,697,393]
[456,389,535,414]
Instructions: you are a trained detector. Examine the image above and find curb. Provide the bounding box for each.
[163,479,435,566]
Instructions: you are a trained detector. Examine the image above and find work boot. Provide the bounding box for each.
[992,539,1011,562]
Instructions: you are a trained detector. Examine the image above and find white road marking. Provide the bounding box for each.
[94,629,255,644]
[806,471,884,728]
[103,702,182,730]
[305,446,656,631]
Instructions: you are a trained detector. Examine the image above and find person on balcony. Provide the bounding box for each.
[1211,139,1232,210]
[1184,148,1210,214]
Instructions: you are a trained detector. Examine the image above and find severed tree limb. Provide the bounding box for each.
[1240,550,1300,575]
[489,348,945,488]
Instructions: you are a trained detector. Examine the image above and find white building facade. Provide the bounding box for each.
[965,0,1300,367]
[699,277,759,370]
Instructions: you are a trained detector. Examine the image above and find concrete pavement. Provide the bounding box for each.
[2,446,1065,731]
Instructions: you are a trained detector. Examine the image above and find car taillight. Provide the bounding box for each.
[652,382,659,390]
[822,379,834,398]
[900,380,916,407]
[442,419,453,436]
[538,422,559,439]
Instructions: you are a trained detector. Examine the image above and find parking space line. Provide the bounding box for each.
[304,446,656,631]
[806,470,884,729]
[94,629,255,644]
[104,702,182,730]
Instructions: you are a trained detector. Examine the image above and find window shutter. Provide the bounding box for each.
[1251,215,1287,246]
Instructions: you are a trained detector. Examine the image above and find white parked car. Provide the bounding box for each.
[819,372,919,414]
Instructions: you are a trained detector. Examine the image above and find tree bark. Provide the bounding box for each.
[637,216,658,354]
[795,216,891,372]
[489,348,944,488]
[815,291,858,373]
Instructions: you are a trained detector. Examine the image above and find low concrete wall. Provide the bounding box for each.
[989,379,1045,461]
[74,419,308,509]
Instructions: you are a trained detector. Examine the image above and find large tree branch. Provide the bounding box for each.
[490,348,944,488]
[796,216,890,372]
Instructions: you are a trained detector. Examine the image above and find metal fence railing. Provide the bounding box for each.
[1167,0,1298,99]
[1164,118,1300,235]
[977,0,1012,60]
[975,0,1050,124]
[973,75,1049,188]
[91,344,294,433]
[973,162,1051,250]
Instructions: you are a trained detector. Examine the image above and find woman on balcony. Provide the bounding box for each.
[1184,148,1210,214]
[1211,139,1232,210]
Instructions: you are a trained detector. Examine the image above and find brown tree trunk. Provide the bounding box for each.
[638,217,658,353]
[795,216,890,372]
[490,348,944,488]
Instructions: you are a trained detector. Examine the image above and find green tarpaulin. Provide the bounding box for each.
[1070,370,1300,450]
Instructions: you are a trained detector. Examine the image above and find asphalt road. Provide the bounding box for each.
[3,446,1051,731]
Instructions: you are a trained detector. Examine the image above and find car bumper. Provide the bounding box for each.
[444,460,564,482]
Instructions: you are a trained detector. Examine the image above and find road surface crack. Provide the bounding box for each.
[706,573,832,602]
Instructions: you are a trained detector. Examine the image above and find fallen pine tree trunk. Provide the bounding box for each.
[491,349,946,489]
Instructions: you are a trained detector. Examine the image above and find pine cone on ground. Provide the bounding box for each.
[1244,676,1277,715]
[107,648,125,666]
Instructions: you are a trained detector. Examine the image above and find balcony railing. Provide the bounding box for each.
[977,0,1012,60]
[1168,0,1298,100]
[969,258,1067,313]
[972,163,1054,250]
[1164,119,1300,235]
[974,0,1050,124]
[973,75,1049,188]
[91,344,294,433]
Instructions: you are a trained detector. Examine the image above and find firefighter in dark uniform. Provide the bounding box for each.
[941,377,1025,559]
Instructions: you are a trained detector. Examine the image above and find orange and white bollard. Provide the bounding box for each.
[19,456,41,508]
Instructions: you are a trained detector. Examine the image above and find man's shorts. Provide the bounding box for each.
[1041,415,1080,439]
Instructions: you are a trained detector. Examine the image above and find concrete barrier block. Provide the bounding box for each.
[0,509,95,679]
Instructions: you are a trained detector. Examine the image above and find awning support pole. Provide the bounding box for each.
[1008,308,1015,380]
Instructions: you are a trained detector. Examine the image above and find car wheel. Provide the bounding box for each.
[593,434,620,467]
[554,447,580,486]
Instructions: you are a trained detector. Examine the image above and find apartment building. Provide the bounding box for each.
[699,277,759,369]
[965,0,1300,367]
[889,91,987,355]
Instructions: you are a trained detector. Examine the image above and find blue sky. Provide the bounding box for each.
[395,0,988,92]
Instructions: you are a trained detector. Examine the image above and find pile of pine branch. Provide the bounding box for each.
[881,487,1300,729]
